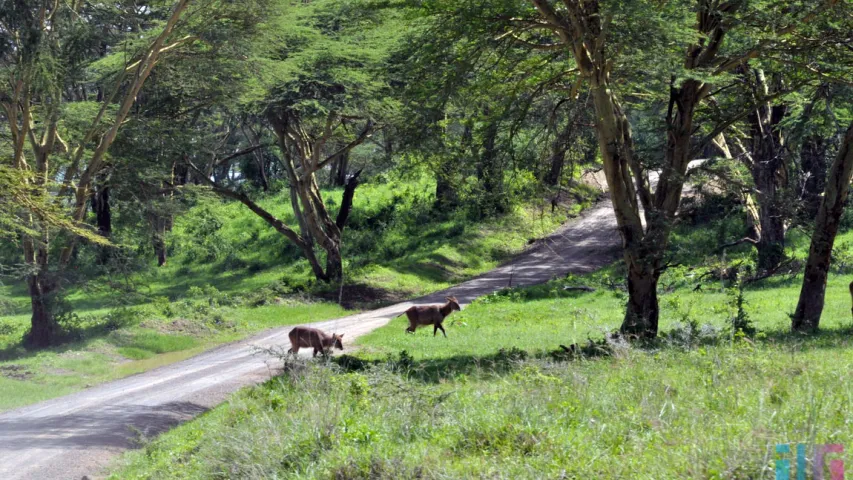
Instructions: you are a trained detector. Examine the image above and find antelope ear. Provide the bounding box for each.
[339,333,344,338]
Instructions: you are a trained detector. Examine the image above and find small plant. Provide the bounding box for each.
[495,346,528,363]
[725,273,756,337]
[831,241,853,274]
[100,307,143,331]
[0,321,16,336]
[0,296,16,316]
[54,296,83,335]
[391,350,414,371]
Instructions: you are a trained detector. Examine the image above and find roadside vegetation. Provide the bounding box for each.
[0,175,590,411]
[109,204,853,479]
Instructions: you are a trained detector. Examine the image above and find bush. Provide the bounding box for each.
[0,321,17,336]
[172,205,232,263]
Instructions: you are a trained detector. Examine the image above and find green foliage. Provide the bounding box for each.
[726,277,757,338]
[162,174,578,298]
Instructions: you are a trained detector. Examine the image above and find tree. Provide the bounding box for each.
[1,0,193,346]
[527,0,749,337]
[394,1,598,216]
[792,121,853,331]
[193,0,398,283]
[525,0,850,337]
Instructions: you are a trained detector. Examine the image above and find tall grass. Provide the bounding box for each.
[111,332,853,479]
[109,194,853,479]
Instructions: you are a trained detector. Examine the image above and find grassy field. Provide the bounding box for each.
[0,176,588,412]
[108,269,853,479]
[107,202,853,479]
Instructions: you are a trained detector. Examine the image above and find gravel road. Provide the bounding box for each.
[0,196,621,480]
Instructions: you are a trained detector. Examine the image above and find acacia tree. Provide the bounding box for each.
[193,111,374,283]
[1,0,193,346]
[785,12,853,331]
[193,0,396,283]
[524,0,847,337]
[395,1,599,216]
[526,0,749,337]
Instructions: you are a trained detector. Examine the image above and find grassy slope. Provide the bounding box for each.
[109,208,853,480]
[0,177,586,412]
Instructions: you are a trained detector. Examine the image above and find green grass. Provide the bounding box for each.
[109,309,853,479]
[0,175,588,412]
[113,331,199,353]
[148,176,581,301]
[106,199,853,479]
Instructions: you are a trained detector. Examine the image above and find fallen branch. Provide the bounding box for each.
[742,258,798,285]
[716,236,759,252]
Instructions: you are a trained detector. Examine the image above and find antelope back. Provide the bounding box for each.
[408,305,445,325]
[290,326,333,348]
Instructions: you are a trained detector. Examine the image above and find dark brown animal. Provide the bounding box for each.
[401,296,461,337]
[288,326,344,357]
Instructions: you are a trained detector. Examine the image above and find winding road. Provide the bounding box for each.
[0,197,621,480]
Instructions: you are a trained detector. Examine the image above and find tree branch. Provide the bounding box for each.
[186,161,307,248]
[310,120,375,177]
[214,144,272,167]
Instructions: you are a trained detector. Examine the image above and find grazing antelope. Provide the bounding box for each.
[401,296,461,337]
[288,326,344,357]
[849,281,853,321]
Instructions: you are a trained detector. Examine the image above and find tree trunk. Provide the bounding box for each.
[792,121,853,331]
[800,135,828,220]
[588,84,660,337]
[254,152,270,192]
[478,119,505,213]
[435,160,460,209]
[297,178,344,283]
[752,156,786,270]
[336,169,362,230]
[91,186,112,264]
[25,272,58,348]
[324,244,342,284]
[91,186,112,237]
[747,70,788,271]
[330,151,349,187]
[544,122,571,186]
[151,215,168,267]
[622,263,660,338]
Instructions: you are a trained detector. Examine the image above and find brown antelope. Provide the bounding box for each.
[401,296,461,337]
[288,326,344,357]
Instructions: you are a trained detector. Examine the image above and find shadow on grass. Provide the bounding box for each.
[1,256,301,318]
[0,320,137,362]
[332,325,853,385]
[333,348,533,384]
[760,326,853,350]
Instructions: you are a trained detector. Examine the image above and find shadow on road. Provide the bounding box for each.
[0,401,207,451]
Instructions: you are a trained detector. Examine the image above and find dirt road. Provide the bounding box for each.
[0,198,621,480]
